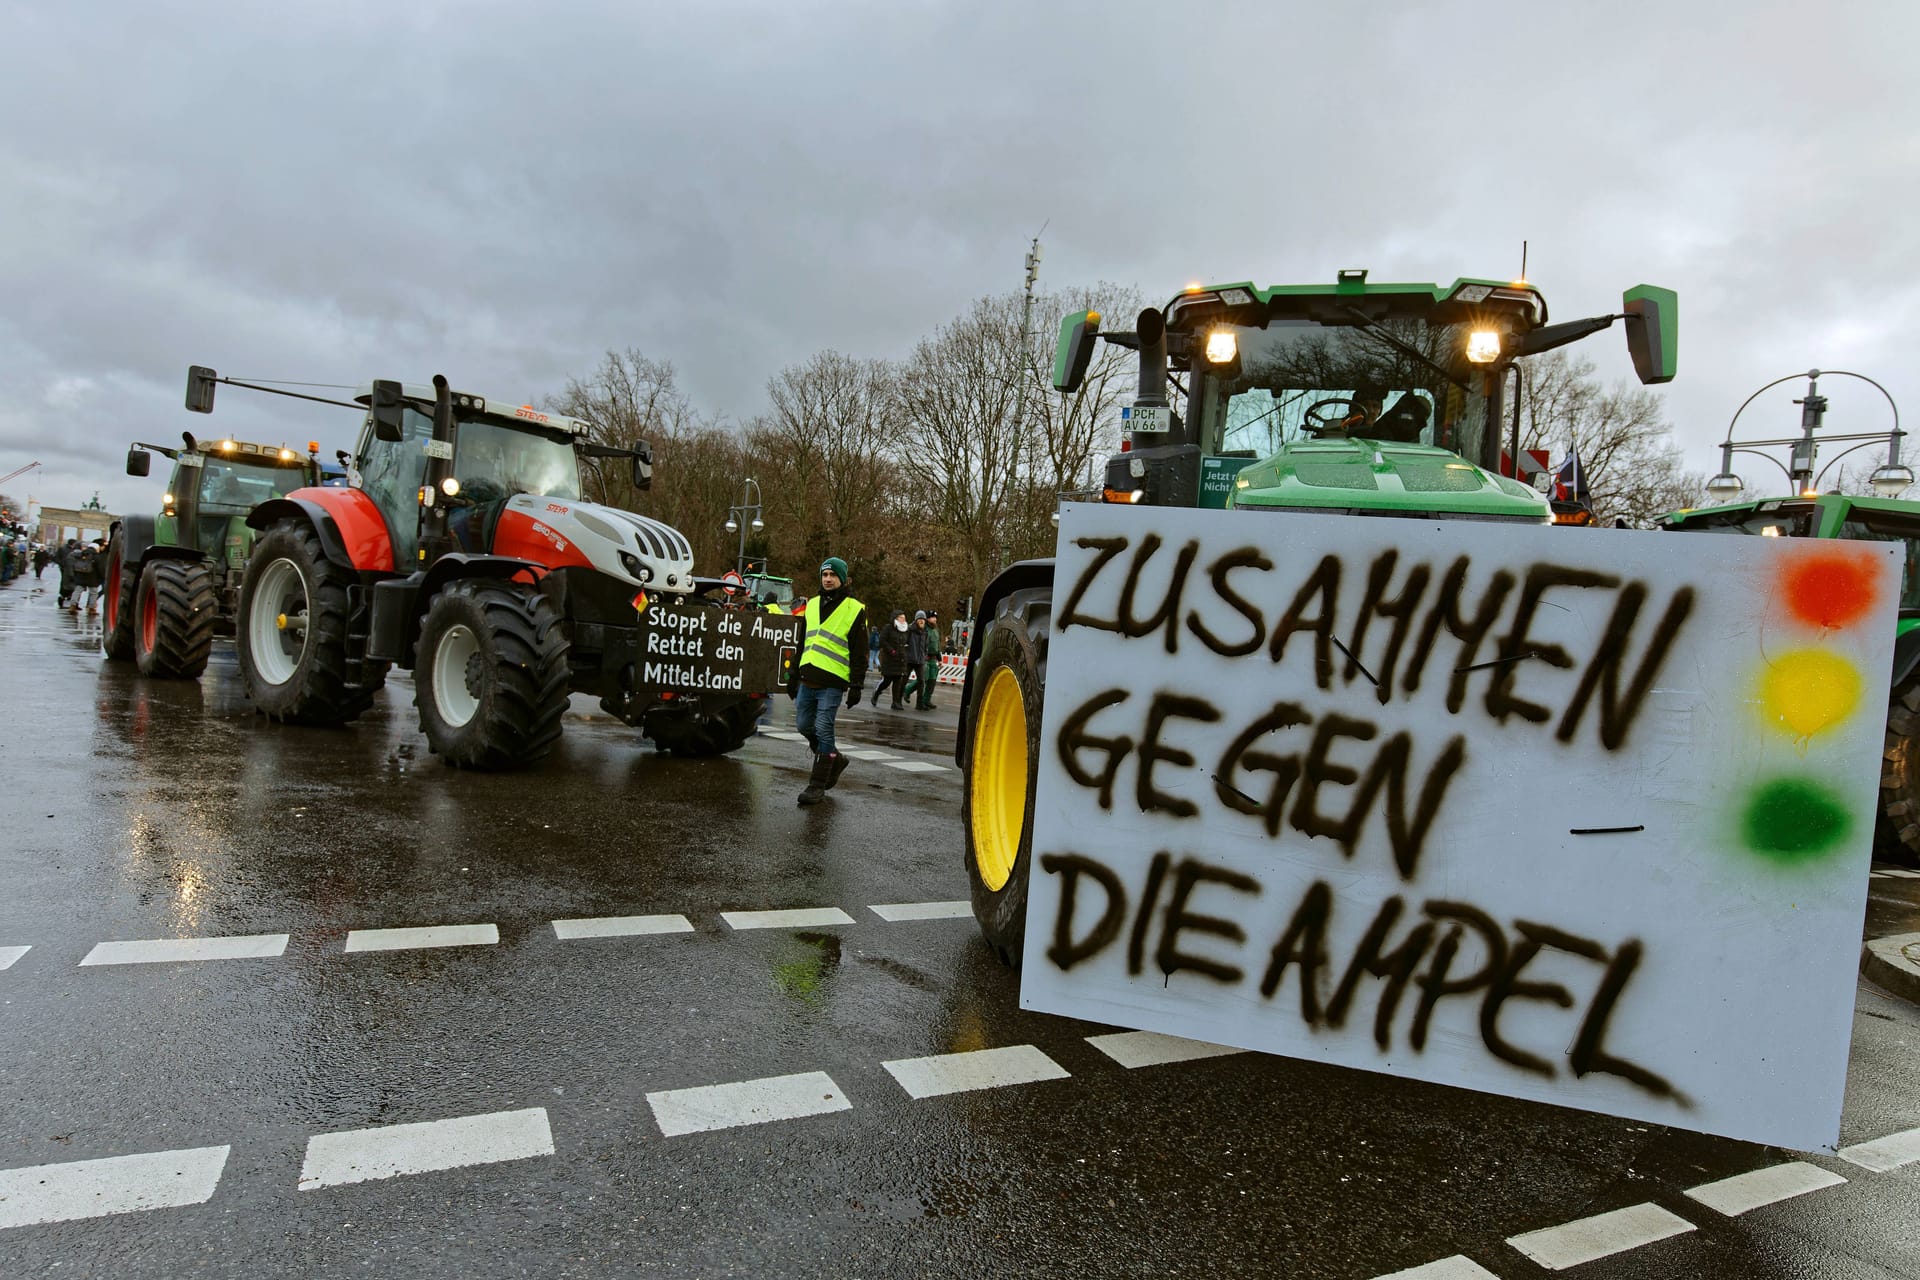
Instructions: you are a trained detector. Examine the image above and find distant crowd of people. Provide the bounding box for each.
[31,537,106,612]
[868,607,951,712]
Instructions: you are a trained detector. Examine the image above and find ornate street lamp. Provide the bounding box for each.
[1709,369,1904,502]
[724,477,765,578]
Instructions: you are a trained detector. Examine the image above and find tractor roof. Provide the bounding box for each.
[353,383,595,437]
[1165,273,1549,331]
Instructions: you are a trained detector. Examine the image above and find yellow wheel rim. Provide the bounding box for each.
[970,664,1029,892]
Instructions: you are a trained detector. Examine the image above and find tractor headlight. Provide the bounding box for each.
[279,448,294,461]
[1204,329,1238,364]
[1466,331,1503,363]
[441,477,461,496]
[220,439,235,453]
[618,550,652,582]
[162,492,174,506]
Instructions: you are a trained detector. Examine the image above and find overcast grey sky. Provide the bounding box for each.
[4,0,1915,520]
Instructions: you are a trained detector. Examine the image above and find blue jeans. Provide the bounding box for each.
[794,684,845,756]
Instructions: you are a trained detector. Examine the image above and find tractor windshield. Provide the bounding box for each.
[1841,513,1920,611]
[1189,318,1492,463]
[452,419,582,503]
[198,458,307,513]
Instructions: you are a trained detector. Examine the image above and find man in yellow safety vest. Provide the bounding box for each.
[790,556,868,805]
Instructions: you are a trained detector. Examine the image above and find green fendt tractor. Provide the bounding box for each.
[103,434,321,678]
[957,270,1678,964]
[1660,492,1920,863]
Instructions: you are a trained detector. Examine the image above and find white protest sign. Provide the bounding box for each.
[1023,505,1900,1151]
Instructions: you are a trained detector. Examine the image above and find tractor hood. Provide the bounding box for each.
[1228,436,1549,522]
[494,494,698,592]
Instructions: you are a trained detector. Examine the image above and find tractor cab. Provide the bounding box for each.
[1661,495,1920,616]
[1053,273,1677,519]
[743,572,794,610]
[126,436,316,565]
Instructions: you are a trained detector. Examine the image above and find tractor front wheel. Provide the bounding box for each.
[961,587,1051,967]
[414,579,571,770]
[237,519,383,724]
[1879,677,1920,867]
[100,534,136,662]
[133,559,216,679]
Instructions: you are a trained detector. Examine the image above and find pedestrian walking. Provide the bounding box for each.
[32,545,49,579]
[789,556,868,806]
[76,538,105,613]
[918,609,943,709]
[900,610,930,709]
[55,538,79,608]
[871,609,912,708]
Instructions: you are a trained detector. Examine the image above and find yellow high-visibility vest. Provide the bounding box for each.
[801,595,864,681]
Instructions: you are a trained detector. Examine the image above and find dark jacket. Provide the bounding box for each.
[879,623,911,676]
[793,587,869,692]
[906,621,929,667]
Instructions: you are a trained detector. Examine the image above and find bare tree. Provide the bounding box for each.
[744,350,902,582]
[1514,350,1703,525]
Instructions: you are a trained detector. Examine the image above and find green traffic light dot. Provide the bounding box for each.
[1739,777,1852,863]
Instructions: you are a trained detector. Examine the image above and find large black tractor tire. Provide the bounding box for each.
[132,559,217,679]
[237,519,385,725]
[1879,678,1920,867]
[100,533,137,662]
[961,587,1051,968]
[645,698,763,759]
[414,579,571,770]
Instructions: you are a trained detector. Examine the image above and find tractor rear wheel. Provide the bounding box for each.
[238,519,383,724]
[133,559,216,679]
[414,579,571,770]
[1879,677,1920,867]
[645,699,762,758]
[961,587,1051,967]
[100,533,136,662]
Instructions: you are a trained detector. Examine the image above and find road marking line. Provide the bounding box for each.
[0,1144,230,1230]
[80,934,290,966]
[0,946,28,970]
[297,1107,552,1190]
[883,1044,1070,1099]
[721,908,854,930]
[1507,1203,1694,1270]
[552,915,694,940]
[868,901,971,921]
[837,747,897,761]
[647,1071,850,1136]
[1873,867,1920,878]
[1684,1161,1845,1215]
[1371,1258,1500,1280]
[343,924,499,953]
[1086,1030,1247,1069]
[1839,1124,1920,1171]
[759,729,807,741]
[883,760,947,773]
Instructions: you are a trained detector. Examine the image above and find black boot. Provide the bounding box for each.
[798,752,834,806]
[826,751,849,789]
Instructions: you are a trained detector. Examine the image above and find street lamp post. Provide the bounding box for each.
[1705,369,1910,502]
[723,477,764,579]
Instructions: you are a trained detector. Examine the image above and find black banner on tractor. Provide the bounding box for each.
[633,597,802,695]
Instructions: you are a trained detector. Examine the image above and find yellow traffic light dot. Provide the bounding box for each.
[1758,650,1861,741]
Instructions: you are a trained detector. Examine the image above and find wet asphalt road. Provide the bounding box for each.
[3,575,1920,1279]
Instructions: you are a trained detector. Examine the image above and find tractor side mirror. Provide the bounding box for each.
[185,366,218,414]
[1053,310,1101,393]
[1622,285,1677,385]
[631,440,654,491]
[370,379,407,442]
[127,448,152,477]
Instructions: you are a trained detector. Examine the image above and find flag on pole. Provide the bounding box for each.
[1553,450,1590,506]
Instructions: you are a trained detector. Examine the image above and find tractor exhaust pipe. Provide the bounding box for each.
[1131,307,1171,447]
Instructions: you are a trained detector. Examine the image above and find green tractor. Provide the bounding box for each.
[743,570,795,611]
[1659,493,1920,863]
[957,270,1678,964]
[104,434,322,678]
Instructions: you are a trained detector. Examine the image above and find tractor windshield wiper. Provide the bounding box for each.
[1339,305,1473,394]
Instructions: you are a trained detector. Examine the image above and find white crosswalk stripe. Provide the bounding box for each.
[552,914,695,940]
[298,1108,553,1190]
[721,907,854,930]
[1684,1161,1845,1214]
[80,934,289,966]
[647,1071,850,1136]
[0,1145,230,1229]
[883,1045,1069,1099]
[1838,1124,1920,1171]
[343,924,499,953]
[1086,1030,1246,1069]
[1371,1258,1500,1280]
[0,945,29,970]
[868,901,971,921]
[1507,1203,1694,1270]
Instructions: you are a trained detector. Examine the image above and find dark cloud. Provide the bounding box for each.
[3,1,1915,519]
